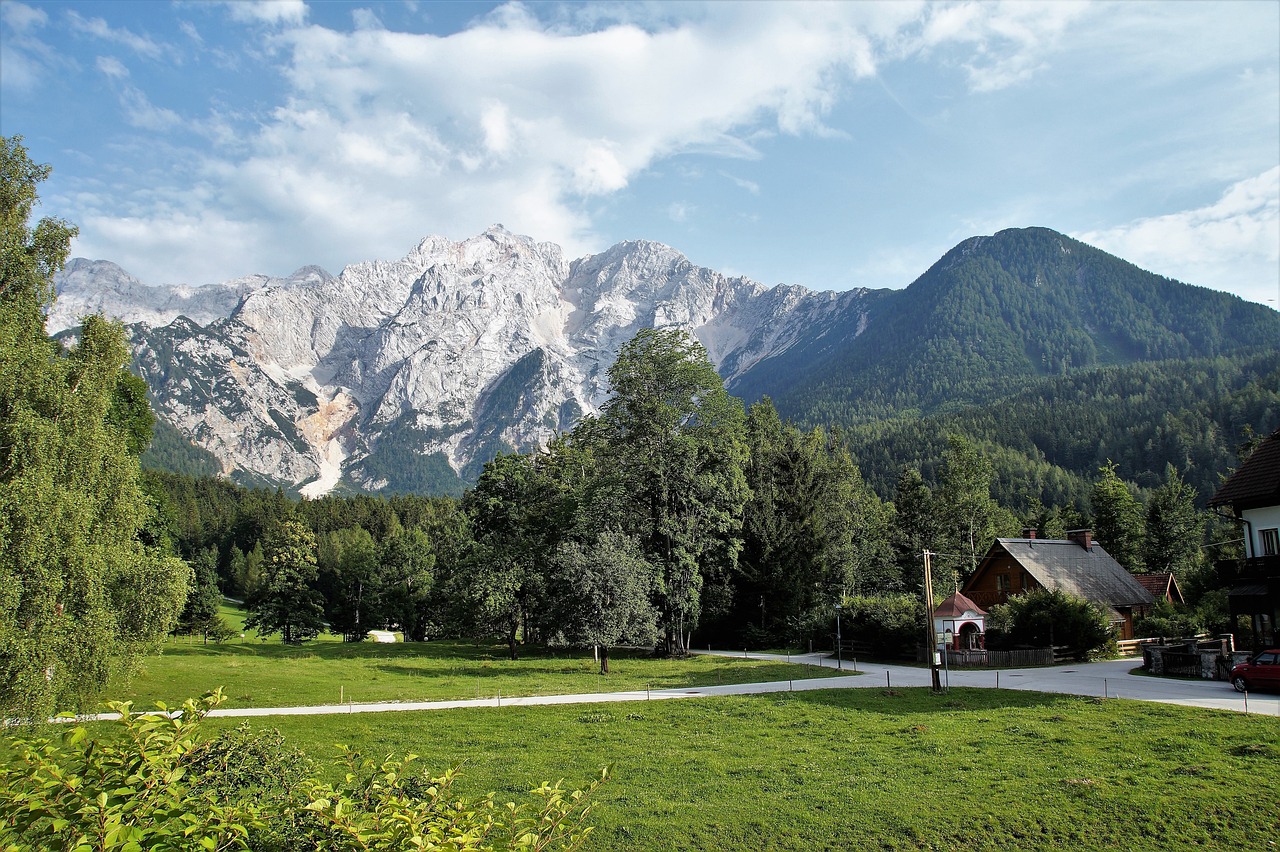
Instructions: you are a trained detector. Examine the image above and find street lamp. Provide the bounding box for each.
[834,603,843,671]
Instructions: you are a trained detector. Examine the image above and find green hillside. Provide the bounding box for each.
[841,351,1280,507]
[727,227,1280,505]
[739,227,1279,427]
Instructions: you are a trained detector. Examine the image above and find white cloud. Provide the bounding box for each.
[56,0,1275,302]
[178,20,203,45]
[76,210,264,287]
[220,0,308,27]
[119,85,182,131]
[168,3,919,269]
[66,10,168,60]
[1,0,45,32]
[668,201,694,223]
[1075,168,1280,305]
[95,55,128,79]
[351,8,383,32]
[0,1,53,91]
[907,0,1090,92]
[719,171,760,194]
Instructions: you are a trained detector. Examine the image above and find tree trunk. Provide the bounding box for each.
[600,645,610,674]
[507,623,519,660]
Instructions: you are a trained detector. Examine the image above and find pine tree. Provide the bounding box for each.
[1091,460,1144,572]
[1141,464,1203,577]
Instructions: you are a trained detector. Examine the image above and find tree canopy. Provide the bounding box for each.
[1,136,189,722]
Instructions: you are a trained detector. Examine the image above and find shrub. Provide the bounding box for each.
[0,693,260,851]
[987,588,1112,660]
[841,595,925,659]
[0,691,607,852]
[1134,599,1200,640]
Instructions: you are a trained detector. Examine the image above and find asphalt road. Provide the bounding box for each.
[695,650,1279,716]
[140,650,1276,721]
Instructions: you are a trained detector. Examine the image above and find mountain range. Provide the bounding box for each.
[52,226,1279,500]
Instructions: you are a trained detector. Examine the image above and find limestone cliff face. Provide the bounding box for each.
[56,226,875,495]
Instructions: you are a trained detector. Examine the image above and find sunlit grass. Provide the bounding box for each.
[111,601,841,710]
[204,687,1279,851]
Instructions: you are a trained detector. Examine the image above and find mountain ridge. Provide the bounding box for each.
[53,225,1279,498]
[57,225,878,495]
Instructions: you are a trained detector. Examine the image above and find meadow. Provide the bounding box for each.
[203,687,1279,851]
[99,603,1280,849]
[111,601,841,710]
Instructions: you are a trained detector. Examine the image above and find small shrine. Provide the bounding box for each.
[932,591,987,652]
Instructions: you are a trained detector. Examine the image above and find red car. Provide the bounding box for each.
[1230,649,1280,693]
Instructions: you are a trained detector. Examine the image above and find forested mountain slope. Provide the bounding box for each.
[843,351,1280,509]
[734,227,1279,426]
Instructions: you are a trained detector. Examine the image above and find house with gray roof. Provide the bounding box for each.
[962,529,1154,640]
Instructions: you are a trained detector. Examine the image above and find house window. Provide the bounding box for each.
[1261,528,1279,557]
[996,574,1011,592]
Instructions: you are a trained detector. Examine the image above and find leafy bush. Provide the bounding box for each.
[1134,599,1201,640]
[0,691,607,852]
[302,751,606,852]
[0,693,259,851]
[841,595,925,659]
[987,588,1113,660]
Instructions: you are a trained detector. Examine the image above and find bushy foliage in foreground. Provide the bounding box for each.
[0,691,606,852]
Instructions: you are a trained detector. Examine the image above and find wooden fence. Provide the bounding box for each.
[1117,634,1212,657]
[984,648,1056,667]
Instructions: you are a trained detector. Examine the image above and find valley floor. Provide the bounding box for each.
[90,652,1278,721]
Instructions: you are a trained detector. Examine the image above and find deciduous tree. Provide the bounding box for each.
[550,530,658,673]
[380,527,436,641]
[1,136,189,721]
[597,329,749,655]
[245,518,325,644]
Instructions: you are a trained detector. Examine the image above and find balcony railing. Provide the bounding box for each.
[1217,554,1280,584]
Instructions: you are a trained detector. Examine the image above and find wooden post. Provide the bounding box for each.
[924,550,941,691]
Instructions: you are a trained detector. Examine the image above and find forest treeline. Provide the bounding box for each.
[838,352,1280,506]
[149,328,1246,669]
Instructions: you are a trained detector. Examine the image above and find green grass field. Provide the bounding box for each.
[202,687,1279,851]
[25,603,1280,850]
[114,601,840,710]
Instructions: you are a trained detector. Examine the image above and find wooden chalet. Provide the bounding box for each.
[962,529,1155,640]
[1208,428,1280,649]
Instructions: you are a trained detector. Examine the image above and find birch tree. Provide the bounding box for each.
[1,136,189,721]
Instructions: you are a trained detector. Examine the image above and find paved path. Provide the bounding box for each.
[141,651,1271,721]
[694,650,1280,716]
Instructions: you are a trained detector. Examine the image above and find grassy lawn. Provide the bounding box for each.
[112,602,840,709]
[202,687,1279,851]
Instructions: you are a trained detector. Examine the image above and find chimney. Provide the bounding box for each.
[1067,529,1092,550]
[1021,527,1037,540]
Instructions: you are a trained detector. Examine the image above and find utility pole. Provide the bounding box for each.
[923,550,941,691]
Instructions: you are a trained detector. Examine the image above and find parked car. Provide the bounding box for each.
[1229,649,1280,693]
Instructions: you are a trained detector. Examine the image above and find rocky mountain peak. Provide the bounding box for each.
[57,229,877,496]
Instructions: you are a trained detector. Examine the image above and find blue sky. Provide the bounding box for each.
[3,0,1277,306]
